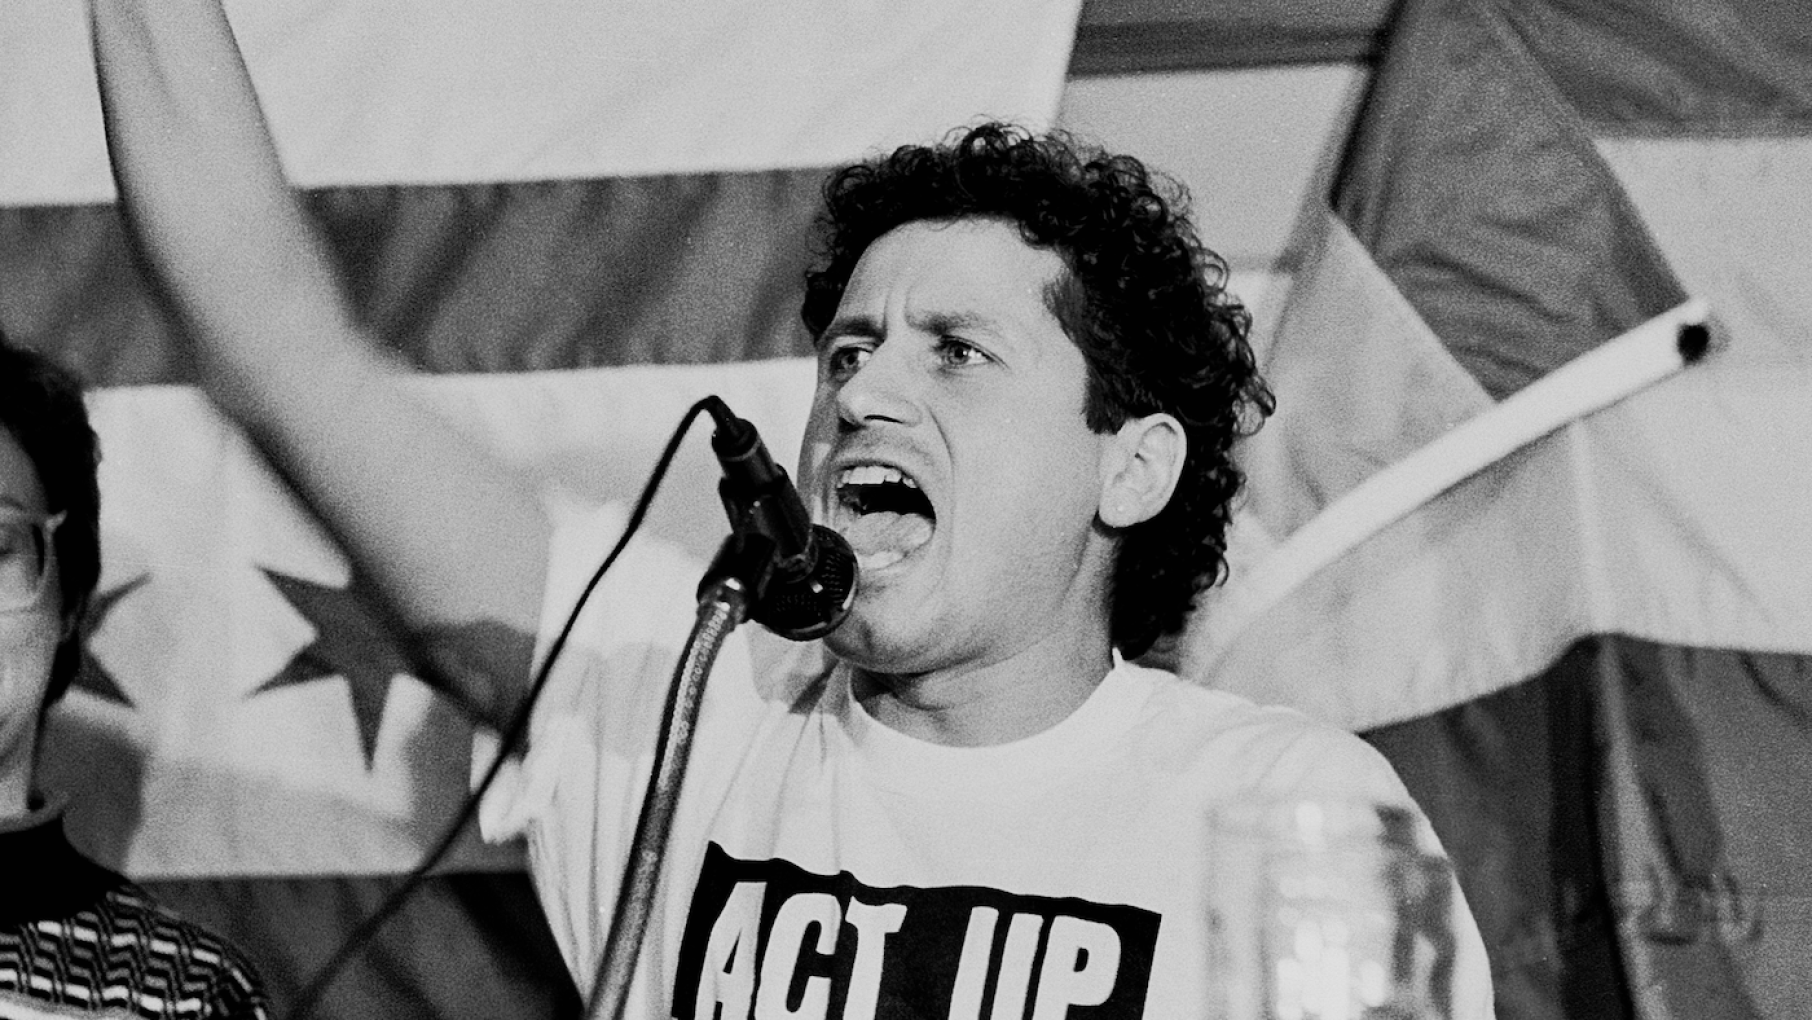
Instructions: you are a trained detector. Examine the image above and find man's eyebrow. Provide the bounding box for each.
[817,309,1004,349]
[914,310,1000,339]
[819,313,881,347]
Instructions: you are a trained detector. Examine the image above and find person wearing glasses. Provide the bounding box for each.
[0,337,271,1020]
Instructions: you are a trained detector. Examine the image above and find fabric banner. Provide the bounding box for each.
[1071,0,1397,75]
[0,0,1081,1016]
[1180,0,1812,1016]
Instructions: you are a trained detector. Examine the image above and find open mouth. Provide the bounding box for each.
[833,464,936,573]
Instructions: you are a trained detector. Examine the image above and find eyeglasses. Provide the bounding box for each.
[0,510,66,614]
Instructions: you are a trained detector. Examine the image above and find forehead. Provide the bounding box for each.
[834,218,1068,337]
[0,426,47,516]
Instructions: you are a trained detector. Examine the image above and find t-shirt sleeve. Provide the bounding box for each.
[472,494,758,982]
[1246,715,1500,1020]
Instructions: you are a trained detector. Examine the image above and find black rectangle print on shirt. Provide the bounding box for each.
[673,843,1160,1019]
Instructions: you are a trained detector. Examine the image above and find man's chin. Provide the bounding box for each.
[821,608,934,676]
[821,617,889,670]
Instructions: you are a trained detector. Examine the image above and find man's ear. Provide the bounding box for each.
[1098,412,1186,528]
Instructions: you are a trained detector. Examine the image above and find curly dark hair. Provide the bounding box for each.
[802,123,1273,659]
[0,333,102,708]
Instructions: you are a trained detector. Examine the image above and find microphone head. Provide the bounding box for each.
[751,525,859,641]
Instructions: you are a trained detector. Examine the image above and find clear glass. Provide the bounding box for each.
[1207,799,1460,1020]
[0,510,65,613]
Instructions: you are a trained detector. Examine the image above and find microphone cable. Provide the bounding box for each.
[288,396,727,1020]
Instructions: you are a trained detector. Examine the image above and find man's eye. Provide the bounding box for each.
[935,338,988,368]
[824,343,871,379]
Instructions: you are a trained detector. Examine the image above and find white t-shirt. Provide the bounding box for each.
[480,504,1495,1018]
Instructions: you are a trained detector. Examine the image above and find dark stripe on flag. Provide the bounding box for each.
[1070,0,1397,74]
[1367,636,1812,1020]
[144,871,582,1020]
[1332,0,1686,401]
[1363,639,1635,1020]
[0,167,828,386]
[1492,0,1812,133]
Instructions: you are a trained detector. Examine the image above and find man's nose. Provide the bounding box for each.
[835,342,921,429]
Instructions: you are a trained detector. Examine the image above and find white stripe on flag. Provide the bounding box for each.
[1183,141,1812,732]
[1196,295,1709,672]
[48,359,816,879]
[1,0,1084,205]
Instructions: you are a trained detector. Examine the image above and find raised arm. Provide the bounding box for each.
[90,0,549,728]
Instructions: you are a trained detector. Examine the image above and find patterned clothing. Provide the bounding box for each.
[0,799,269,1020]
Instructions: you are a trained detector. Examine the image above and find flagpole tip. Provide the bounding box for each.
[1676,322,1710,364]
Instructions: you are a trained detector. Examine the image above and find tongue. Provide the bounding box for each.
[840,511,934,559]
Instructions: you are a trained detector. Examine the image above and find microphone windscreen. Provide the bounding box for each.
[752,525,858,641]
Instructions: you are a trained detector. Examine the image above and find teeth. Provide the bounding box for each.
[836,465,918,489]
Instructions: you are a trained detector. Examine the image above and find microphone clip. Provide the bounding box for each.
[697,528,777,609]
[701,401,857,641]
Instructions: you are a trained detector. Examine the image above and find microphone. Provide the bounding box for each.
[708,407,857,640]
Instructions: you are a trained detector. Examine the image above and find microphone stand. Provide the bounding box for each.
[584,531,776,1020]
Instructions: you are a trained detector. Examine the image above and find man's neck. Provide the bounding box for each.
[852,633,1115,747]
